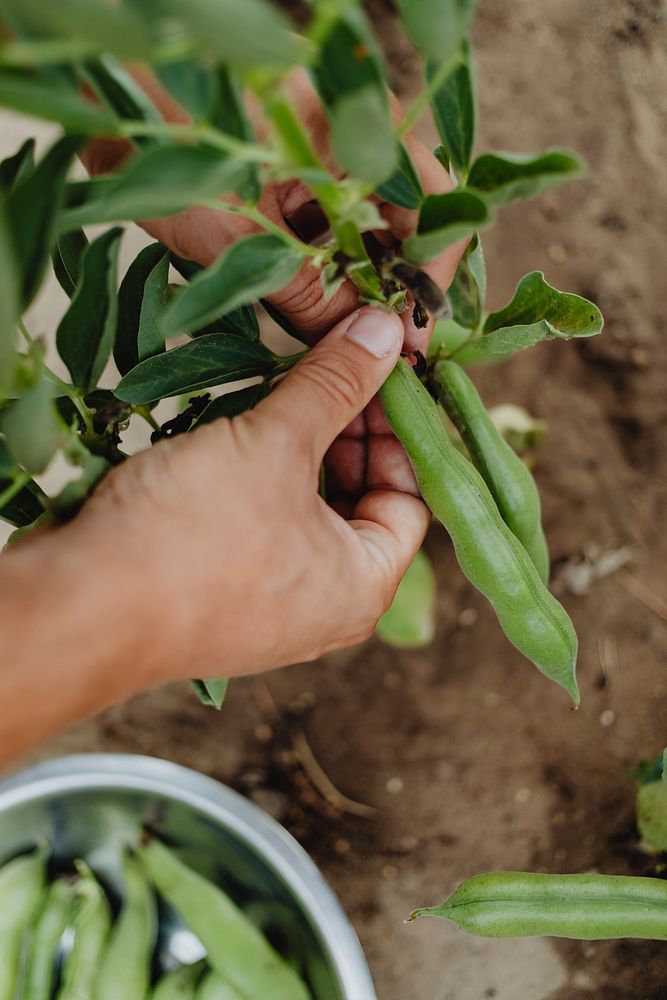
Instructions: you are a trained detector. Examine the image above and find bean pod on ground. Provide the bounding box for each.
[412,870,667,939]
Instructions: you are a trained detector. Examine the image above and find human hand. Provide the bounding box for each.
[73,306,429,681]
[84,67,463,506]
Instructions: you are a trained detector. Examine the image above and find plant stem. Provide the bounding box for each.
[197,198,327,259]
[397,54,457,138]
[118,120,280,164]
[271,350,308,374]
[17,320,94,434]
[132,405,160,432]
[258,92,385,301]
[0,471,31,511]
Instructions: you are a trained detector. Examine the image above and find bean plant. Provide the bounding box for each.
[0,0,604,708]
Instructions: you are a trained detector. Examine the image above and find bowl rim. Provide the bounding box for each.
[0,752,376,1000]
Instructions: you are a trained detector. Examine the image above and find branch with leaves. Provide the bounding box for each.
[0,0,603,708]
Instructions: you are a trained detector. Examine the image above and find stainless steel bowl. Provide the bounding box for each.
[0,753,376,1000]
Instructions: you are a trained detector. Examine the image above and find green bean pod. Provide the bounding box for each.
[195,972,244,1000]
[24,878,73,1000]
[379,359,578,703]
[56,862,111,1000]
[152,962,205,1000]
[433,360,550,582]
[138,839,311,1000]
[411,870,667,940]
[0,846,48,1000]
[95,853,157,1000]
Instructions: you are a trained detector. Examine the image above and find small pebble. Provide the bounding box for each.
[249,787,289,821]
[386,777,404,794]
[254,723,273,743]
[334,838,351,856]
[600,709,616,728]
[515,787,531,803]
[457,607,478,628]
[547,242,567,263]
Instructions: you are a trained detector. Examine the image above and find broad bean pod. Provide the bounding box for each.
[96,853,157,1000]
[138,838,310,1000]
[196,971,244,1000]
[152,961,205,999]
[56,862,111,1000]
[379,359,578,702]
[411,870,667,939]
[0,847,47,1000]
[24,877,72,1000]
[433,360,550,582]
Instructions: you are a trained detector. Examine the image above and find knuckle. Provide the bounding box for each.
[299,354,365,413]
[271,266,343,335]
[94,440,179,517]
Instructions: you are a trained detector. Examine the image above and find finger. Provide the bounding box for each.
[258,307,403,469]
[350,490,431,601]
[366,435,420,496]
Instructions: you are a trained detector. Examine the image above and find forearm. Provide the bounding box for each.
[0,521,164,765]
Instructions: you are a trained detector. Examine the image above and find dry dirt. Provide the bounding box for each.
[5,0,667,997]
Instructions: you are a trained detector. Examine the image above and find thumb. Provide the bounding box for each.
[259,307,403,467]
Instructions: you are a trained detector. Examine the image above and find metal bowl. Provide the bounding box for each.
[0,753,376,1000]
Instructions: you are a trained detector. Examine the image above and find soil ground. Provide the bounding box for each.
[5,1,667,997]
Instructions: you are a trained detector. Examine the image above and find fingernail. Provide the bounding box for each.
[345,309,402,358]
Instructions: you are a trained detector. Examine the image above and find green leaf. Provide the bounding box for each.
[156,58,215,122]
[376,143,424,209]
[376,549,436,649]
[194,383,267,427]
[170,252,260,341]
[313,8,386,105]
[448,233,485,329]
[466,150,583,206]
[115,244,169,377]
[0,137,35,194]
[0,204,19,397]
[61,144,249,229]
[397,0,477,62]
[453,272,604,364]
[0,438,17,478]
[2,377,63,474]
[162,234,304,337]
[8,0,156,60]
[6,134,80,308]
[52,229,89,298]
[637,781,667,852]
[190,678,229,710]
[115,335,275,404]
[144,0,300,67]
[0,68,119,133]
[0,476,44,527]
[82,55,162,129]
[56,227,123,393]
[402,190,488,265]
[428,38,475,176]
[428,318,472,359]
[330,86,398,185]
